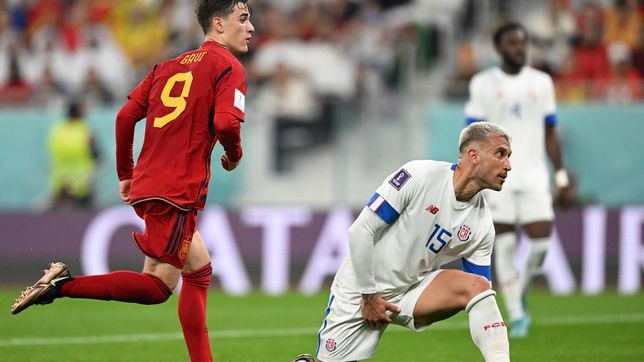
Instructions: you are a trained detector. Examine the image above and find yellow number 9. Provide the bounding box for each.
[153,72,194,128]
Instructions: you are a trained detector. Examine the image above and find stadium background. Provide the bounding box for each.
[0,0,643,348]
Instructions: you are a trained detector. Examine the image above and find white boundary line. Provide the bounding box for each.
[2,313,644,347]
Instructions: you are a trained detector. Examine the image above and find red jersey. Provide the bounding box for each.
[116,41,246,210]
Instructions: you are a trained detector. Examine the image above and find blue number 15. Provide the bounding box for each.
[426,224,451,254]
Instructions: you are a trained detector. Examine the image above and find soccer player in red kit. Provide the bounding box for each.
[10,1,254,361]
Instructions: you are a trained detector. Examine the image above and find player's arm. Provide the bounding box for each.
[461,223,494,284]
[543,76,573,208]
[115,99,147,202]
[214,111,243,171]
[348,207,388,295]
[115,99,147,180]
[348,207,401,329]
[214,63,246,171]
[545,123,564,172]
[350,163,420,328]
[546,123,574,208]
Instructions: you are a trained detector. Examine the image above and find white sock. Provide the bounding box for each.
[521,238,550,292]
[494,232,523,321]
[466,290,510,362]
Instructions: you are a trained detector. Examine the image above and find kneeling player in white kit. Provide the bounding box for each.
[294,122,512,362]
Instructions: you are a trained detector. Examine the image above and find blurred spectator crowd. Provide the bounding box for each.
[452,0,644,104]
[0,0,454,173]
[0,0,442,109]
[0,0,641,108]
[0,0,203,107]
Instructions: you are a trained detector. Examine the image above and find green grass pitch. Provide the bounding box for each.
[1,290,643,361]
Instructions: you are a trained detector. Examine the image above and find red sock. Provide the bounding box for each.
[178,263,212,362]
[59,271,172,304]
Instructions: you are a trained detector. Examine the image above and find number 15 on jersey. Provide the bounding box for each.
[426,224,451,254]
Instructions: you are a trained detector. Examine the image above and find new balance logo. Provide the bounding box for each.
[425,205,439,214]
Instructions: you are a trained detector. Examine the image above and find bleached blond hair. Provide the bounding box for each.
[458,122,511,153]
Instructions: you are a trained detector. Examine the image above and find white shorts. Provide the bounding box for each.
[484,186,554,225]
[316,270,444,361]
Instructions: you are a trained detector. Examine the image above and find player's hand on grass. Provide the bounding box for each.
[119,179,131,203]
[360,293,401,330]
[221,154,240,171]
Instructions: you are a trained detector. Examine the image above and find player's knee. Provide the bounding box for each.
[181,263,212,288]
[450,273,492,310]
[465,288,496,314]
[147,290,172,304]
[461,275,492,309]
[143,274,173,304]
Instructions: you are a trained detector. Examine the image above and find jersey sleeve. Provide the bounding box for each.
[212,62,246,162]
[214,112,242,162]
[366,161,422,224]
[116,68,152,181]
[464,75,487,124]
[348,206,391,294]
[214,63,247,121]
[461,222,495,281]
[127,67,155,108]
[115,99,147,180]
[543,74,558,126]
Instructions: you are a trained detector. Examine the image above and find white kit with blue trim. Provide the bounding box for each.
[331,160,495,303]
[465,66,557,190]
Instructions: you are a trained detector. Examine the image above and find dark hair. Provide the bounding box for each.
[68,101,84,119]
[492,21,528,45]
[195,0,249,35]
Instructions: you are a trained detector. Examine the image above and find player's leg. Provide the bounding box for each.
[485,189,524,328]
[10,201,185,314]
[493,224,525,328]
[178,230,213,362]
[521,221,552,292]
[410,270,509,362]
[512,188,554,338]
[64,257,178,300]
[314,293,384,362]
[517,187,554,293]
[10,258,176,314]
[59,201,186,302]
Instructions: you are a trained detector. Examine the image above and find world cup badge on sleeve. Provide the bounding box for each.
[389,169,411,190]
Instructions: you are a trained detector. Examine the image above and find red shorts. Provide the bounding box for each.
[132,200,197,269]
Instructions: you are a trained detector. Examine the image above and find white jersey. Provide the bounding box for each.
[331,160,495,302]
[465,66,557,190]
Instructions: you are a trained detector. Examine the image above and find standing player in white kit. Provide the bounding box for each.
[294,122,512,362]
[464,21,573,338]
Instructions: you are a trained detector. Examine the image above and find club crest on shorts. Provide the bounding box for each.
[179,238,191,262]
[389,168,411,190]
[325,338,337,352]
[457,224,472,242]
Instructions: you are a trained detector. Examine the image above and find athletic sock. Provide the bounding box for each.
[466,290,510,362]
[521,237,550,292]
[493,232,523,321]
[58,271,172,304]
[178,263,213,362]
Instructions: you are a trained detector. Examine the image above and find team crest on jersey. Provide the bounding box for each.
[325,338,337,352]
[457,225,472,242]
[389,169,411,190]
